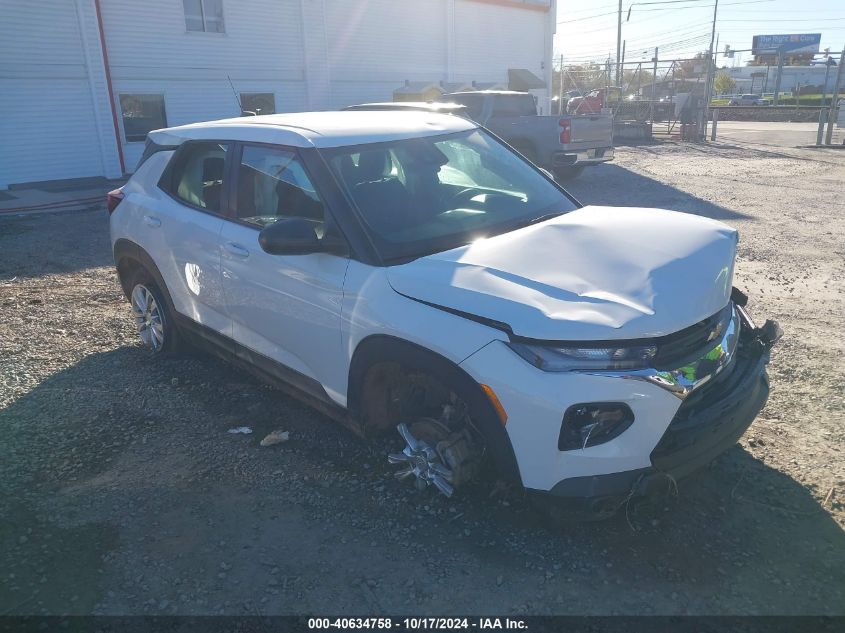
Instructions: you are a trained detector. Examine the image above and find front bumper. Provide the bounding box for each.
[458,305,779,513]
[546,320,772,506]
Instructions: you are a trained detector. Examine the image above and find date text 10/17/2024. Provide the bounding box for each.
[307,617,528,630]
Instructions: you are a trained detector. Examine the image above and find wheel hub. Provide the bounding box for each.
[388,418,479,498]
[131,284,164,352]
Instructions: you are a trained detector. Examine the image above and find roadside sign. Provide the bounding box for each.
[752,34,821,56]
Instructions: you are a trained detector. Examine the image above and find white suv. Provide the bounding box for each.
[109,111,780,519]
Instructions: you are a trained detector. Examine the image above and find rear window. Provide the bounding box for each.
[492,94,536,116]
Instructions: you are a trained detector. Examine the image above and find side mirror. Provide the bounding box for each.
[258,218,321,255]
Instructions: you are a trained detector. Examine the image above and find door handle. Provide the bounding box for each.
[224,242,250,259]
[143,215,161,228]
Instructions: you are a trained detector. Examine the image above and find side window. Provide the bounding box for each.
[165,141,229,213]
[235,145,325,228]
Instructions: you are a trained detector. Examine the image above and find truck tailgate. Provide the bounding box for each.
[567,115,613,148]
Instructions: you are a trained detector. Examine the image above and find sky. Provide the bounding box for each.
[553,0,845,66]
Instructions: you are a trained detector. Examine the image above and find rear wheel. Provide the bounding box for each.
[127,269,180,355]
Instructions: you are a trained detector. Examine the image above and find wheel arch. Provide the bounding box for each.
[348,334,522,485]
[113,238,176,313]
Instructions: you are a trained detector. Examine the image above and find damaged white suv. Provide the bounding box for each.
[109,111,780,519]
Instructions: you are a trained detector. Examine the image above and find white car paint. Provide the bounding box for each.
[112,112,762,497]
[111,151,231,337]
[458,340,683,488]
[387,205,737,340]
[219,219,350,404]
[149,111,476,150]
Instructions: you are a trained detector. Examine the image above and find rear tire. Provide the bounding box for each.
[127,268,180,356]
[553,166,585,181]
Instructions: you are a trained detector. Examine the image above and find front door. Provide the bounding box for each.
[219,143,349,404]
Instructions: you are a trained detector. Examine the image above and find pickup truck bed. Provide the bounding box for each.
[438,91,614,179]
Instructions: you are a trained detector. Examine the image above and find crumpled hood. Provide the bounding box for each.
[387,206,737,340]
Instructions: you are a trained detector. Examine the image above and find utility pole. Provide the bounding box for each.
[773,46,785,105]
[703,0,719,108]
[650,47,658,123]
[824,46,844,145]
[621,40,626,89]
[558,53,564,115]
[822,57,833,105]
[615,0,623,87]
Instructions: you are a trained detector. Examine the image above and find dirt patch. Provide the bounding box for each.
[1,143,843,616]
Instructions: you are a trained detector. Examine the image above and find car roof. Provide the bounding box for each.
[443,90,530,96]
[148,110,477,149]
[344,102,466,111]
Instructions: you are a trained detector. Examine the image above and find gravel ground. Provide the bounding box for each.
[1,140,843,616]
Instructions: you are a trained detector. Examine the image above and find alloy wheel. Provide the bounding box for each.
[131,284,165,352]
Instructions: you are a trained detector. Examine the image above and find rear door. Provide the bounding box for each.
[151,140,231,336]
[218,143,349,403]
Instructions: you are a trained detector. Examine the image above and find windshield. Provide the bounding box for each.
[323,129,578,262]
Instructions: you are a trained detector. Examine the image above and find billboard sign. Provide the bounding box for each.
[752,34,821,56]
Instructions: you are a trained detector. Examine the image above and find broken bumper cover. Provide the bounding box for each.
[538,308,780,507]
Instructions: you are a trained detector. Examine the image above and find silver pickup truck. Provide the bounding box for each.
[437,91,614,180]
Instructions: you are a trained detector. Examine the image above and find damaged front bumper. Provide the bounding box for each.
[536,305,781,517]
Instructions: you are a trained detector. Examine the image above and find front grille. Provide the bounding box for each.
[652,303,732,370]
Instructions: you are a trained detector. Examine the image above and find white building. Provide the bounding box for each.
[721,63,840,95]
[0,0,555,189]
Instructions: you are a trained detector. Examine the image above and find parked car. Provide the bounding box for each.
[434,90,613,180]
[728,94,767,106]
[109,111,781,520]
[343,101,468,117]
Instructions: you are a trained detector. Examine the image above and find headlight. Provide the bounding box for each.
[506,341,657,372]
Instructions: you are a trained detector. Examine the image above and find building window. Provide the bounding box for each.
[183,0,225,33]
[240,93,276,116]
[119,94,167,143]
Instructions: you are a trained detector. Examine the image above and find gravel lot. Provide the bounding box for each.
[1,140,843,617]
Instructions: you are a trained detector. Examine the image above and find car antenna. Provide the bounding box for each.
[227,75,254,116]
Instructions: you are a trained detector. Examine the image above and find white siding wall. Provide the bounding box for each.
[324,0,448,108]
[0,0,553,185]
[0,0,122,188]
[453,1,546,83]
[100,0,308,168]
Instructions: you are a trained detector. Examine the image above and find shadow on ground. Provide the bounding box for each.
[563,163,751,221]
[2,348,843,615]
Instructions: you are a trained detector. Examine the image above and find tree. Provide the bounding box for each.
[713,71,736,95]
